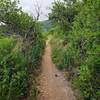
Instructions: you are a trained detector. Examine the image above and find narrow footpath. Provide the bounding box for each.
[37,40,76,100]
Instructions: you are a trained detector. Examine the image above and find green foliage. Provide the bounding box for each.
[30,38,45,69]
[0,37,28,100]
[0,36,44,100]
[0,0,38,38]
[49,0,78,32]
[50,0,100,99]
[0,0,45,100]
[52,46,64,69]
[0,0,20,23]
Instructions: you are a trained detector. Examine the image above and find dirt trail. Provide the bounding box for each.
[38,40,76,100]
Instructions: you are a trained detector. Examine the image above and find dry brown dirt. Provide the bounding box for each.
[37,40,76,100]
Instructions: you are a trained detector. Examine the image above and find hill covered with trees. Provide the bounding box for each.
[40,20,52,32]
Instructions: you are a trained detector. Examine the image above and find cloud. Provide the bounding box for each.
[19,0,54,20]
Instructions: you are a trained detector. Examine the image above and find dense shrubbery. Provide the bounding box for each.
[0,36,44,100]
[0,37,28,99]
[49,0,100,99]
[0,0,45,100]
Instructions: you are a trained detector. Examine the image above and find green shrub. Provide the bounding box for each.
[0,37,29,100]
[0,36,45,100]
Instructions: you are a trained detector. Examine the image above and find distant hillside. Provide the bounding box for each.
[40,20,52,32]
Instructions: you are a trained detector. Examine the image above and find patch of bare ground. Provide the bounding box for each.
[37,40,77,100]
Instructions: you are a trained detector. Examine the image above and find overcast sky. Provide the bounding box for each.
[19,0,55,21]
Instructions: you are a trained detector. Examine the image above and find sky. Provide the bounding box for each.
[19,0,55,21]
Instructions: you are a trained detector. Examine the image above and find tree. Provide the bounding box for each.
[32,0,42,20]
[0,0,40,38]
[49,0,78,32]
[0,0,20,23]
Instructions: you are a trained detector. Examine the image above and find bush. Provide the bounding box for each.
[0,36,45,100]
[0,37,29,100]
